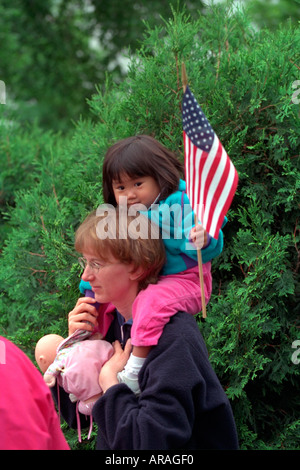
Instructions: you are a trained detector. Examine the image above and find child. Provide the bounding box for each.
[81,135,226,394]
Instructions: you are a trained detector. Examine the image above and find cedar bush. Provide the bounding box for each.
[0,3,299,449]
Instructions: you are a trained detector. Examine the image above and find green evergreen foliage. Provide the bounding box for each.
[0,0,204,132]
[0,3,299,449]
[245,0,300,29]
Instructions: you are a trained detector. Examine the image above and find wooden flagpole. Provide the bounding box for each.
[181,62,207,319]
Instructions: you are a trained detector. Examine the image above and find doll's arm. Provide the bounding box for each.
[44,372,57,387]
[43,355,65,387]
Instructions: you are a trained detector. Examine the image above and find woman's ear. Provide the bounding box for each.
[128,265,146,282]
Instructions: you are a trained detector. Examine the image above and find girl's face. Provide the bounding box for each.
[112,173,160,209]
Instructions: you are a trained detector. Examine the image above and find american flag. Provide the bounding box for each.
[182,85,238,239]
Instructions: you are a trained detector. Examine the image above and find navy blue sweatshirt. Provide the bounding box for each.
[94,311,238,450]
[53,311,238,450]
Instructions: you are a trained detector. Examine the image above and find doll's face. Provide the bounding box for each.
[35,334,64,373]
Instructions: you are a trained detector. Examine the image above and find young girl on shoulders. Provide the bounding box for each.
[81,135,226,394]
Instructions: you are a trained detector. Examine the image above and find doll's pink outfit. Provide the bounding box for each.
[44,328,113,441]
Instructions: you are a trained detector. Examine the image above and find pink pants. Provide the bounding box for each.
[130,262,212,347]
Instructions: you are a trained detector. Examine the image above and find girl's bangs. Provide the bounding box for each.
[109,146,153,182]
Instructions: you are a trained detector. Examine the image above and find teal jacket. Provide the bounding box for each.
[145,179,226,275]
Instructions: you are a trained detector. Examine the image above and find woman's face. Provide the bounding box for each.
[112,173,160,209]
[80,250,140,317]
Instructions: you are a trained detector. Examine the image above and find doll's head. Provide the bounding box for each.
[102,135,184,206]
[35,334,64,373]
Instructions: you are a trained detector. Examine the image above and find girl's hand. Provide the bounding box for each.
[190,224,207,250]
[99,339,132,393]
[68,297,98,335]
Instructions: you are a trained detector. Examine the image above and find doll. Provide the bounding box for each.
[35,328,113,440]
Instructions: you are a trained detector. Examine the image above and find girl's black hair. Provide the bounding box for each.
[102,135,184,205]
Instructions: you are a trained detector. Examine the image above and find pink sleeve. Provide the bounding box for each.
[0,337,70,450]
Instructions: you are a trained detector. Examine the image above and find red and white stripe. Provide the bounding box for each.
[184,131,238,240]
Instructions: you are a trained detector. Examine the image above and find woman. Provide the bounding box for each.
[55,208,239,450]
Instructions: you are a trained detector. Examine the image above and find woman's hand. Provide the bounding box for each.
[99,339,132,394]
[68,297,98,335]
[189,224,207,250]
